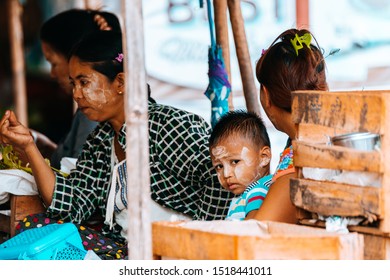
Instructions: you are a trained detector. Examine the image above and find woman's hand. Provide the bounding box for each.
[0,110,34,150]
[94,14,112,31]
[1,110,56,206]
[0,110,35,166]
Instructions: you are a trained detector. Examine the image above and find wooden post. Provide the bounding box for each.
[83,0,103,9]
[213,0,233,110]
[296,0,309,28]
[227,0,260,115]
[380,93,390,232]
[121,0,152,260]
[8,0,28,126]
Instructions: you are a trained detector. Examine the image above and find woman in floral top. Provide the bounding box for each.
[253,28,329,223]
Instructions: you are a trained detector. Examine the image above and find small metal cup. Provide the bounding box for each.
[331,132,380,151]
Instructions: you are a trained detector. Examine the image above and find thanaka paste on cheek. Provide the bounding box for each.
[241,147,255,166]
[81,73,112,108]
[235,147,259,184]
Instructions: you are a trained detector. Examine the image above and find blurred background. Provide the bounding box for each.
[1,0,390,170]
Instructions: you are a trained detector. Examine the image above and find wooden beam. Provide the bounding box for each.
[7,0,28,126]
[293,140,381,173]
[292,90,385,133]
[121,0,152,260]
[213,0,233,110]
[379,93,390,232]
[299,218,390,259]
[152,221,364,260]
[290,178,381,217]
[227,0,260,115]
[296,0,309,29]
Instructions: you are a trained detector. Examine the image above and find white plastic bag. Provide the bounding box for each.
[0,169,37,205]
[302,167,340,181]
[60,157,77,174]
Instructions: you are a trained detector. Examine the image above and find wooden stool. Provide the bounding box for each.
[0,194,45,237]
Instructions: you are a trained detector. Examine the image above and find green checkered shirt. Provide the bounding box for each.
[47,100,233,238]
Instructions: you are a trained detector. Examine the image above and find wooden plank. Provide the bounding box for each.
[11,195,45,221]
[9,195,45,236]
[295,207,312,220]
[291,90,386,133]
[240,233,363,260]
[296,0,309,28]
[213,0,233,110]
[152,221,364,260]
[299,218,390,237]
[8,0,28,126]
[122,0,152,260]
[293,140,381,173]
[290,178,381,217]
[227,0,259,115]
[297,123,350,143]
[380,93,390,232]
[298,219,390,259]
[362,234,388,260]
[0,214,10,234]
[152,222,238,260]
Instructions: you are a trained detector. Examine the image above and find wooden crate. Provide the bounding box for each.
[299,219,390,260]
[152,220,364,260]
[0,195,45,237]
[290,89,390,259]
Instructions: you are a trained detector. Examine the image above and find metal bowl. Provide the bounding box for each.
[331,132,380,151]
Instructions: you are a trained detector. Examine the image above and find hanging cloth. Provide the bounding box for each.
[203,0,231,128]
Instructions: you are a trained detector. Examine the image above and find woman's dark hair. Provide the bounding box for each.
[40,9,121,58]
[69,31,123,82]
[70,31,153,98]
[209,110,271,150]
[255,28,328,113]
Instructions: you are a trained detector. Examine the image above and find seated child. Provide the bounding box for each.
[209,110,272,220]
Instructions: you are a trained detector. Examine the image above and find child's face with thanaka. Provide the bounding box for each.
[68,56,124,125]
[210,134,270,195]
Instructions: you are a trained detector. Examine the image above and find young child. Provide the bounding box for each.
[209,110,272,220]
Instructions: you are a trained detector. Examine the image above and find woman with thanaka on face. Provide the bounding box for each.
[254,28,328,223]
[34,8,121,169]
[0,31,233,258]
[209,110,272,220]
[40,13,232,222]
[1,31,128,259]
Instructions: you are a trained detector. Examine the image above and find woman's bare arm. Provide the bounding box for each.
[253,172,297,223]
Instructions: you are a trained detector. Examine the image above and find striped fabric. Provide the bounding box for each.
[225,174,273,221]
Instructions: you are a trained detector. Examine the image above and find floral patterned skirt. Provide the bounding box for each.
[15,213,128,260]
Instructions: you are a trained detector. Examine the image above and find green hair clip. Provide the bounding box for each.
[290,33,312,56]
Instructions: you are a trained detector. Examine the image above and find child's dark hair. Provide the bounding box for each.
[255,28,328,113]
[40,9,121,58]
[69,31,123,82]
[209,110,270,150]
